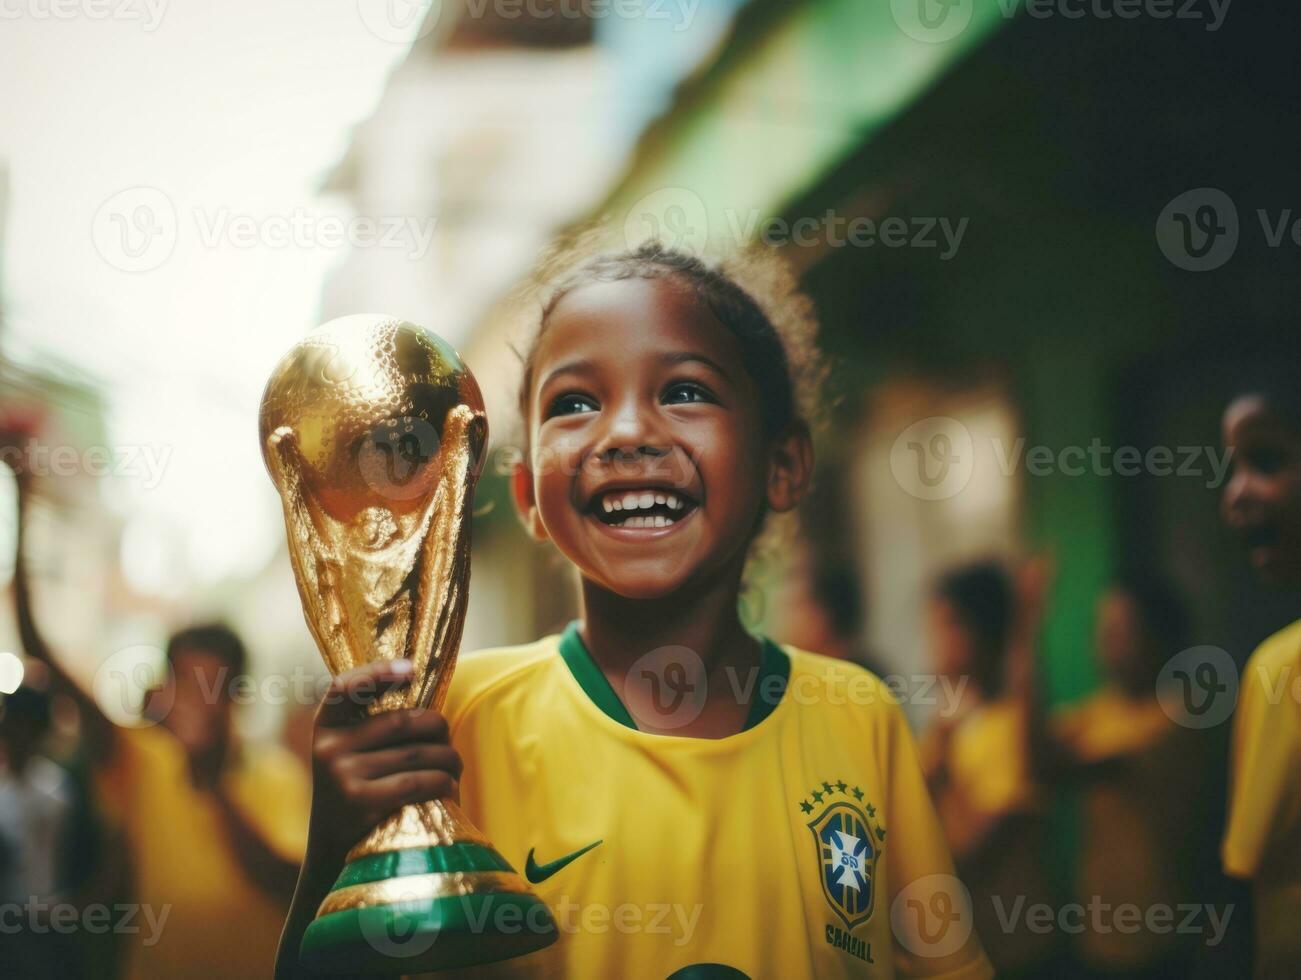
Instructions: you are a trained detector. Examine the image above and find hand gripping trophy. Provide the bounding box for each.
[260,315,557,973]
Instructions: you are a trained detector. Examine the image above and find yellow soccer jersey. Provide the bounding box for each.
[438,625,993,980]
[926,699,1038,817]
[95,726,309,980]
[1223,618,1301,977]
[1053,689,1215,970]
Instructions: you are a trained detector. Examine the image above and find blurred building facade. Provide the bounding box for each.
[320,0,1301,701]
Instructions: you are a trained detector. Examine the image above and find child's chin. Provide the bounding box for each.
[601,569,695,601]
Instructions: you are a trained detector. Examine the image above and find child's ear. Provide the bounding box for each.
[510,459,549,541]
[765,421,814,514]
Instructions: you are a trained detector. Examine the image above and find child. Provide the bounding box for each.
[1218,388,1301,978]
[278,243,992,978]
[920,561,1060,979]
[1030,572,1221,979]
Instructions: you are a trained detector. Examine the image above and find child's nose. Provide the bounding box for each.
[595,398,670,461]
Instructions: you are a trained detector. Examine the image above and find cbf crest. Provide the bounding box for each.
[800,779,885,930]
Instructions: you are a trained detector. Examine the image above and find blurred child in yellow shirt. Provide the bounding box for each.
[1032,572,1222,979]
[1218,388,1301,978]
[922,560,1061,978]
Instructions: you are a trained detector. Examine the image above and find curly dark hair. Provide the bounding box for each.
[513,237,827,447]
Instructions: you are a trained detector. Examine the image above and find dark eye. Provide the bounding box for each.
[1243,446,1288,476]
[663,381,716,405]
[546,393,598,418]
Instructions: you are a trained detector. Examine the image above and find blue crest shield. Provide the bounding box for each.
[808,801,876,929]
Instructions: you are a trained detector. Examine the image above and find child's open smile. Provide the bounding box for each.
[513,275,792,600]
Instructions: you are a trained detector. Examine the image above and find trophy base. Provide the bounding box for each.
[300,841,558,975]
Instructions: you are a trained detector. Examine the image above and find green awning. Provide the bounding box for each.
[605,0,1009,244]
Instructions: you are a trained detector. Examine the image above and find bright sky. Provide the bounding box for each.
[0,0,418,592]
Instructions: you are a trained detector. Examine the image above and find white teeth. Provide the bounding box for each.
[597,488,692,521]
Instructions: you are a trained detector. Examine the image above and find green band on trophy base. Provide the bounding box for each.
[332,843,514,889]
[300,844,557,974]
[300,892,558,975]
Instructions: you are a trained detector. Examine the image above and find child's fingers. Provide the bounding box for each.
[361,770,460,810]
[316,659,415,727]
[349,743,464,782]
[318,706,451,755]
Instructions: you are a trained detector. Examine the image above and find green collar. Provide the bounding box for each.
[557,621,790,733]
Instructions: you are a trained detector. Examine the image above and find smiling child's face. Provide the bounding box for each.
[1222,395,1301,584]
[513,276,807,600]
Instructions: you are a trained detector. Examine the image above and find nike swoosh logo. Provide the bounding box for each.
[524,839,603,884]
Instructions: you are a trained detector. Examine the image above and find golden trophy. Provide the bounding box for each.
[259,315,557,973]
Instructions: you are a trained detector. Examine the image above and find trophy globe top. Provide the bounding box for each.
[259,314,486,519]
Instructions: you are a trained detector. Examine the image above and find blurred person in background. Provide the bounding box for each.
[1213,386,1301,978]
[777,546,887,676]
[0,678,104,977]
[1028,571,1222,979]
[921,559,1062,979]
[7,455,310,979]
